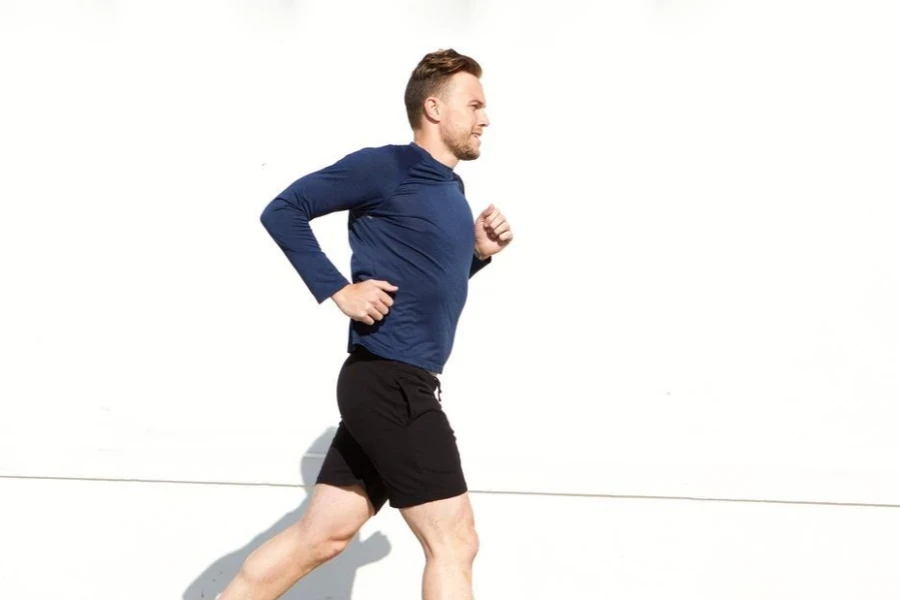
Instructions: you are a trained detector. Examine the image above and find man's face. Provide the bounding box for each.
[438,72,490,161]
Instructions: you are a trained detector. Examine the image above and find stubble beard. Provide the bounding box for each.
[444,127,481,161]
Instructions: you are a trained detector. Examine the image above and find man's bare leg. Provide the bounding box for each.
[218,483,375,600]
[400,492,479,600]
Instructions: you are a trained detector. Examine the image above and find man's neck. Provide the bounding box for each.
[413,132,458,170]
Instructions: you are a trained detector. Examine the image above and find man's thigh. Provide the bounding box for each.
[296,482,377,542]
[337,348,468,510]
[400,492,477,554]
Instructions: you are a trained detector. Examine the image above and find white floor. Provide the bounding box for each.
[2,476,898,599]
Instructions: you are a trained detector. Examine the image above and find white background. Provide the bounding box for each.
[2,1,899,598]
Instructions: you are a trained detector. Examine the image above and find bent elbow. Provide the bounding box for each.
[260,197,290,233]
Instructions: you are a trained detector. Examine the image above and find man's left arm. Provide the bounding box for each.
[470,203,513,278]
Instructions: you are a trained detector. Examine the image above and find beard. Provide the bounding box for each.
[442,126,481,161]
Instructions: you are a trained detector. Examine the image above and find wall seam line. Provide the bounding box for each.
[1,474,898,509]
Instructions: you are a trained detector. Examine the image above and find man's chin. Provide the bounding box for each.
[456,147,481,161]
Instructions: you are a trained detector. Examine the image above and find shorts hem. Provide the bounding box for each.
[388,485,469,510]
[315,473,360,488]
[316,472,389,513]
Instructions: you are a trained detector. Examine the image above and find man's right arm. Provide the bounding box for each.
[260,147,394,304]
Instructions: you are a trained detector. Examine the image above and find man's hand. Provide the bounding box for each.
[331,280,398,325]
[474,204,514,260]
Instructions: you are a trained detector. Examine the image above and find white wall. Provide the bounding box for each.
[1,1,899,598]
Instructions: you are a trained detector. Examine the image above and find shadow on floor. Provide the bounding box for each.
[182,427,391,599]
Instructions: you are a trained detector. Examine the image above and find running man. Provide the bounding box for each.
[218,48,513,600]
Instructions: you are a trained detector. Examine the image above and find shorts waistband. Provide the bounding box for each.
[349,345,439,380]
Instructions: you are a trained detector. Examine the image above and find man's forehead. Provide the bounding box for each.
[452,73,486,102]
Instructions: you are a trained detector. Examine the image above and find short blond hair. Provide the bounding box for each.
[404,48,483,130]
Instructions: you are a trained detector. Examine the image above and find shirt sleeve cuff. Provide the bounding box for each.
[469,252,492,277]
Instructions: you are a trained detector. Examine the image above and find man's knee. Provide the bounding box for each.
[238,520,357,585]
[298,483,374,563]
[402,492,480,564]
[424,515,479,564]
[454,525,480,564]
[307,527,356,563]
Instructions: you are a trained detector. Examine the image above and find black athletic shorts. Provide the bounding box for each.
[316,346,468,512]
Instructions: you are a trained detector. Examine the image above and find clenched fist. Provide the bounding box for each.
[331,279,398,325]
[474,203,513,260]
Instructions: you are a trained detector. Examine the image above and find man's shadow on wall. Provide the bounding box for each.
[183,427,391,600]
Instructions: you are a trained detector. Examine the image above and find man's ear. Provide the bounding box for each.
[424,97,440,121]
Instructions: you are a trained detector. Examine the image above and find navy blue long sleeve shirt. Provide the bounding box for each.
[260,142,491,374]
